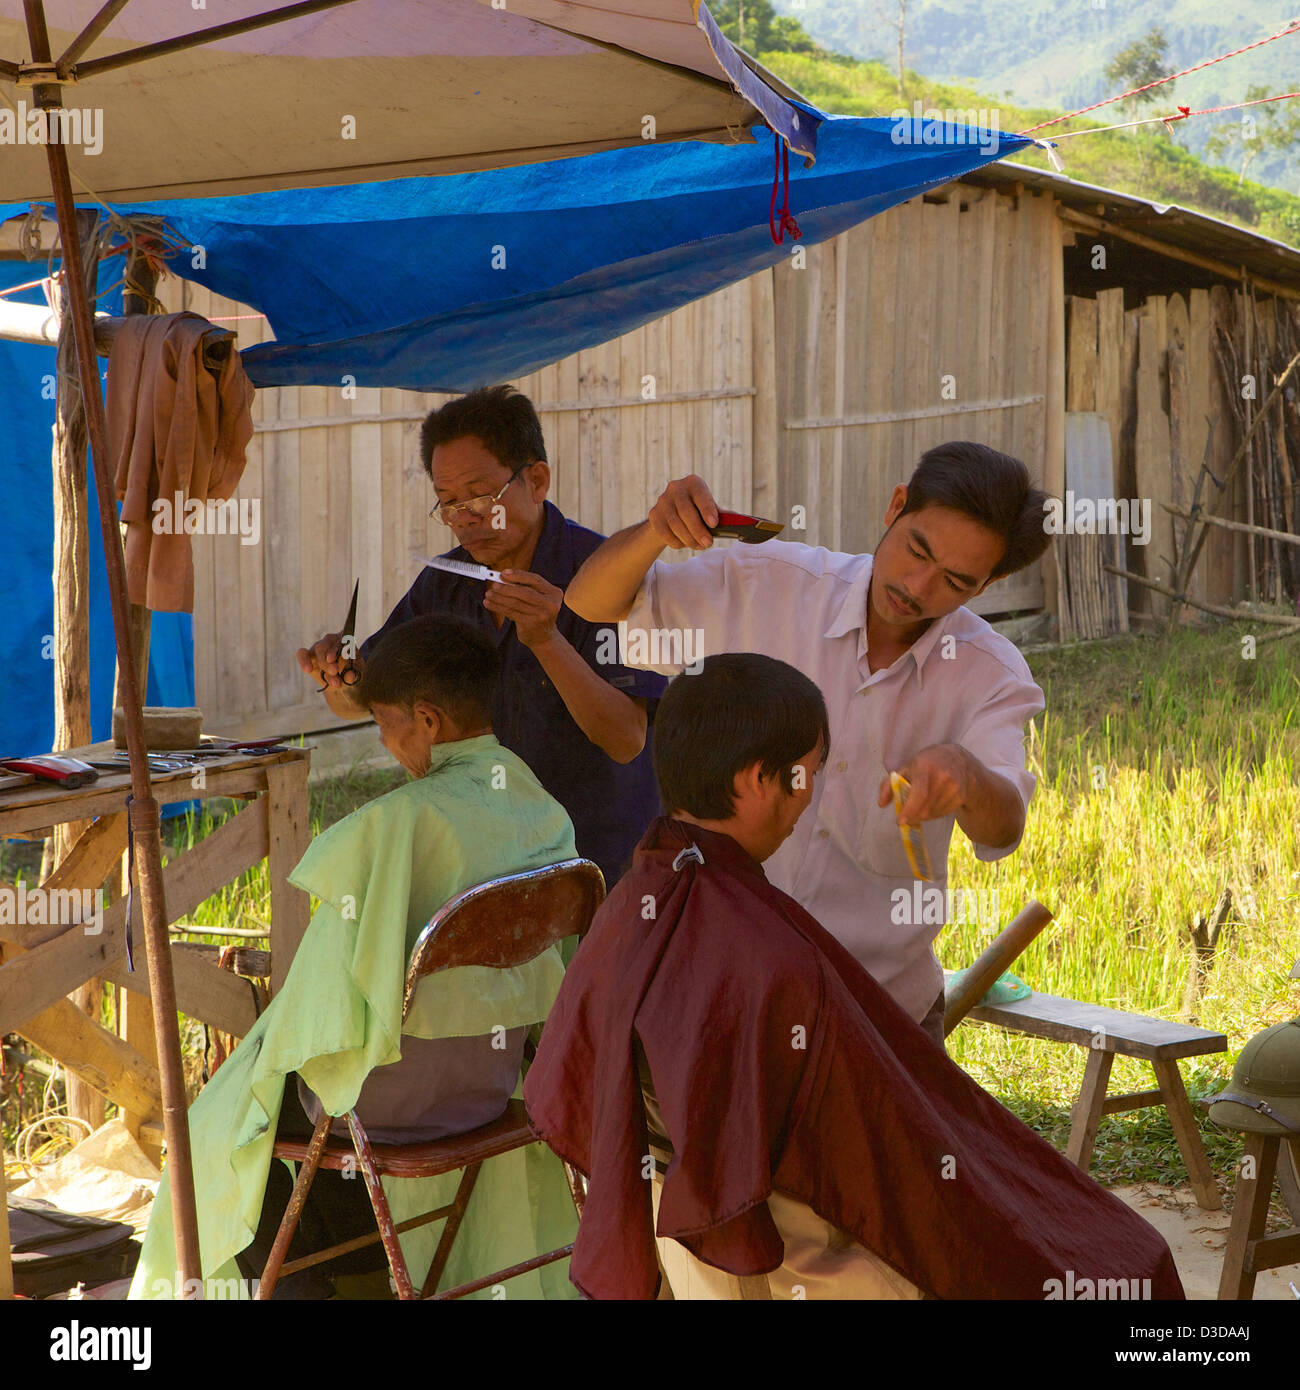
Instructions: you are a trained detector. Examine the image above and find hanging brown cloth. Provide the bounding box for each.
[107,311,254,612]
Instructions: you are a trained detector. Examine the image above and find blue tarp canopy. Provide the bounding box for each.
[0,111,1027,757]
[105,116,1031,393]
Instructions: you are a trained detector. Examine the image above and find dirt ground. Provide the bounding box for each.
[1113,1183,1299,1301]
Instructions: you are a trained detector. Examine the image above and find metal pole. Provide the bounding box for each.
[25,0,202,1291]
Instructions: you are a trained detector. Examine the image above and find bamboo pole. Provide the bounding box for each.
[944,900,1055,1037]
[27,2,201,1289]
[1163,502,1300,547]
[1104,565,1300,629]
[1178,349,1300,600]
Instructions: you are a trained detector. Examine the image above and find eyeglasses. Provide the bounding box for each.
[429,465,528,525]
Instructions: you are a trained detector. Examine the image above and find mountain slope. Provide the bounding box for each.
[771,0,1300,193]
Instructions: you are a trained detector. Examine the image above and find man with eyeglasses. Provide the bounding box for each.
[297,385,665,891]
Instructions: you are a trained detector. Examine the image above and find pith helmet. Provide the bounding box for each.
[1207,1017,1300,1135]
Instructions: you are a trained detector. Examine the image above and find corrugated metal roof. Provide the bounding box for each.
[961,160,1300,290]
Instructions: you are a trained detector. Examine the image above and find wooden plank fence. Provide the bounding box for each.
[154,181,1290,736]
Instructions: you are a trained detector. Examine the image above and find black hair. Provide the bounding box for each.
[355,615,498,729]
[419,384,547,478]
[898,441,1052,581]
[652,654,830,820]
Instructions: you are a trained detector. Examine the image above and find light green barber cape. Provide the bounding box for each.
[130,734,582,1300]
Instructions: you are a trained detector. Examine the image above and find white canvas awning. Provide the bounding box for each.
[0,0,815,202]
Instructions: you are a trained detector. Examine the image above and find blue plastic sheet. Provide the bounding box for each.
[91,117,1029,393]
[0,260,193,777]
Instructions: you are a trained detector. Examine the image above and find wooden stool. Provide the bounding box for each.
[1217,1132,1300,1300]
[963,991,1227,1210]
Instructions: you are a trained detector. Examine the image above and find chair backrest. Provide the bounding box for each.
[401,858,606,1021]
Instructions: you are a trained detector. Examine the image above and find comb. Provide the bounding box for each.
[889,771,933,881]
[422,555,503,583]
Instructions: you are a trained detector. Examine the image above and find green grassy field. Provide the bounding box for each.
[4,625,1298,1194]
[942,623,1299,1188]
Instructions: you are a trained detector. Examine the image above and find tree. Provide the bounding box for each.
[709,0,777,54]
[1104,26,1175,126]
[886,0,907,104]
[1204,86,1300,186]
[709,0,822,58]
[770,14,821,55]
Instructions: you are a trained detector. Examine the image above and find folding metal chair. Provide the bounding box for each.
[254,857,604,1301]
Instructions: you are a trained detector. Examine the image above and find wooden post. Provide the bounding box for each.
[0,1180,11,1300]
[29,41,201,1283]
[266,759,312,996]
[110,227,164,1160]
[1242,275,1256,603]
[750,270,778,522]
[1043,225,1067,632]
[48,207,105,1134]
[111,228,161,720]
[120,850,160,1164]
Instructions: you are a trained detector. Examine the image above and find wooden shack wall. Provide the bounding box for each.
[163,184,1058,739]
[1064,283,1299,624]
[770,185,1052,615]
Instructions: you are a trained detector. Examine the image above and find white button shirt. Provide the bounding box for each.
[622,540,1045,1021]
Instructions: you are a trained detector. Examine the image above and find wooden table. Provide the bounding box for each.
[0,743,312,1298]
[962,989,1228,1210]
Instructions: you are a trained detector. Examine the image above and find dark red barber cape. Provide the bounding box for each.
[524,816,1184,1301]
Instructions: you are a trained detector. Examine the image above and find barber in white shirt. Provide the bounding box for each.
[564,441,1053,1048]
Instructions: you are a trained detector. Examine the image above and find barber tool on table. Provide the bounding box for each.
[0,754,99,789]
[85,738,296,774]
[316,579,361,692]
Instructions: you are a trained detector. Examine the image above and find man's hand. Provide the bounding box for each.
[648,475,721,550]
[564,473,721,623]
[296,632,366,691]
[877,744,1025,851]
[877,744,974,824]
[485,571,564,648]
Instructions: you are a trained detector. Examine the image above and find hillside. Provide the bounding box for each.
[770,0,1300,194]
[746,43,1300,246]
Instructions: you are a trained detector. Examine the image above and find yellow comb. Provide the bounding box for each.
[889,771,933,881]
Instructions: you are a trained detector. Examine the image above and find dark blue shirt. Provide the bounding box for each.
[359,501,667,889]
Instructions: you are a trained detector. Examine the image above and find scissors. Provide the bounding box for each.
[317,579,361,691]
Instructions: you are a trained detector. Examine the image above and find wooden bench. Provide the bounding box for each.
[958,989,1228,1211]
